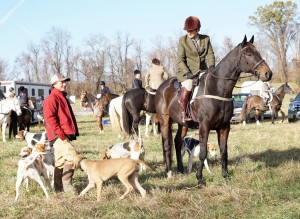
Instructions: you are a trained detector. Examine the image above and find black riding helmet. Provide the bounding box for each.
[99,81,105,86]
[19,86,25,92]
[9,87,14,92]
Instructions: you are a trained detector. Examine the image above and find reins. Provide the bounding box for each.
[194,44,265,102]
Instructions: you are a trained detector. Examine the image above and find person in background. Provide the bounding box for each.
[43,73,79,194]
[132,69,143,89]
[177,16,215,122]
[8,87,16,98]
[18,86,28,107]
[99,81,111,95]
[262,81,274,106]
[145,58,169,91]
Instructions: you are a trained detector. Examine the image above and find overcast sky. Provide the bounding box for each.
[0,0,282,67]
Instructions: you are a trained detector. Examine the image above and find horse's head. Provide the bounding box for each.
[239,35,272,82]
[282,82,294,95]
[13,98,22,116]
[80,90,87,107]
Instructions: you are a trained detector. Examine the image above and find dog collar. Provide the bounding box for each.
[77,157,87,171]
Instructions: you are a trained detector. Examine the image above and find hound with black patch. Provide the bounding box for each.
[15,130,48,148]
[103,139,145,161]
[181,136,217,173]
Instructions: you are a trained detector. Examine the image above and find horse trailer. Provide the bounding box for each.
[0,81,51,124]
[0,80,51,99]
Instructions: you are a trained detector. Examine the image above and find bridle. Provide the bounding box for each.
[208,45,265,82]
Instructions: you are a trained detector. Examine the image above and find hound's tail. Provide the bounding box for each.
[121,94,132,136]
[135,160,156,173]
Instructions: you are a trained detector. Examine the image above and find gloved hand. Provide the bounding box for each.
[185,72,193,79]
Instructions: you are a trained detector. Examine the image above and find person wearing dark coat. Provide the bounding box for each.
[18,86,28,107]
[132,69,143,89]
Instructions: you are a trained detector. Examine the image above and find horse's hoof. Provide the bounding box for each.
[166,171,172,179]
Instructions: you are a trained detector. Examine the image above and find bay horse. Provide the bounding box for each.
[80,91,118,133]
[0,97,22,142]
[122,88,156,137]
[155,36,273,184]
[240,83,294,125]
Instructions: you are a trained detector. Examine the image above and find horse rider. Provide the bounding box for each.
[132,69,143,89]
[145,58,169,91]
[8,87,16,98]
[98,81,111,113]
[98,81,111,95]
[262,81,274,106]
[18,86,29,107]
[177,16,215,122]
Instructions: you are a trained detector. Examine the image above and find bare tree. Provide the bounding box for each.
[249,0,300,82]
[0,58,8,80]
[42,27,72,75]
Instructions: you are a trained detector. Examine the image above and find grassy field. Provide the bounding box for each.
[0,84,299,219]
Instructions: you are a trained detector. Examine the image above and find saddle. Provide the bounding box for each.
[175,72,206,123]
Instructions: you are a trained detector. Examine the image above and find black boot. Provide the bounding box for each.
[180,88,192,122]
[54,167,64,193]
[62,163,75,193]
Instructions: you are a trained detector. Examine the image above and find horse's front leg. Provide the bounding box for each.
[97,116,103,133]
[159,114,173,178]
[217,125,230,178]
[279,109,285,123]
[255,109,261,125]
[196,122,209,185]
[2,123,6,142]
[174,125,187,174]
[271,108,275,124]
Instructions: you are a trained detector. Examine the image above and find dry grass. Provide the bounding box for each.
[0,85,300,219]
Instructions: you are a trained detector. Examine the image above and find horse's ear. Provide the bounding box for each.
[249,35,254,44]
[242,35,247,46]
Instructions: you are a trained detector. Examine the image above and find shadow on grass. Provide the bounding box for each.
[230,147,300,167]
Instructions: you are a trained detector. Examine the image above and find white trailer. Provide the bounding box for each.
[0,80,51,99]
[0,81,51,123]
[240,80,264,96]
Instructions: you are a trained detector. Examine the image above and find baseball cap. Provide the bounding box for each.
[50,73,70,85]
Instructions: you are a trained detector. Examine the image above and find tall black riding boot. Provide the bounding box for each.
[180,88,192,122]
[62,163,75,193]
[54,167,64,193]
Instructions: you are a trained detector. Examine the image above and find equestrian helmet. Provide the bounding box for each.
[184,16,201,31]
[99,81,105,86]
[9,87,14,92]
[152,58,160,65]
[134,69,141,75]
[19,86,25,91]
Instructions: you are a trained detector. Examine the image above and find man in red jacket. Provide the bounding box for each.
[44,73,79,193]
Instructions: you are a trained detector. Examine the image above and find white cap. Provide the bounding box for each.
[50,73,70,85]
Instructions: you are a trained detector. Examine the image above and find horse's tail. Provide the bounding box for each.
[240,96,249,122]
[121,94,132,136]
[109,97,123,133]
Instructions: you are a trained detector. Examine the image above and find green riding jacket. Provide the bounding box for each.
[177,34,215,82]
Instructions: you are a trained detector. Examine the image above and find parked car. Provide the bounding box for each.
[288,92,300,123]
[230,93,254,123]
